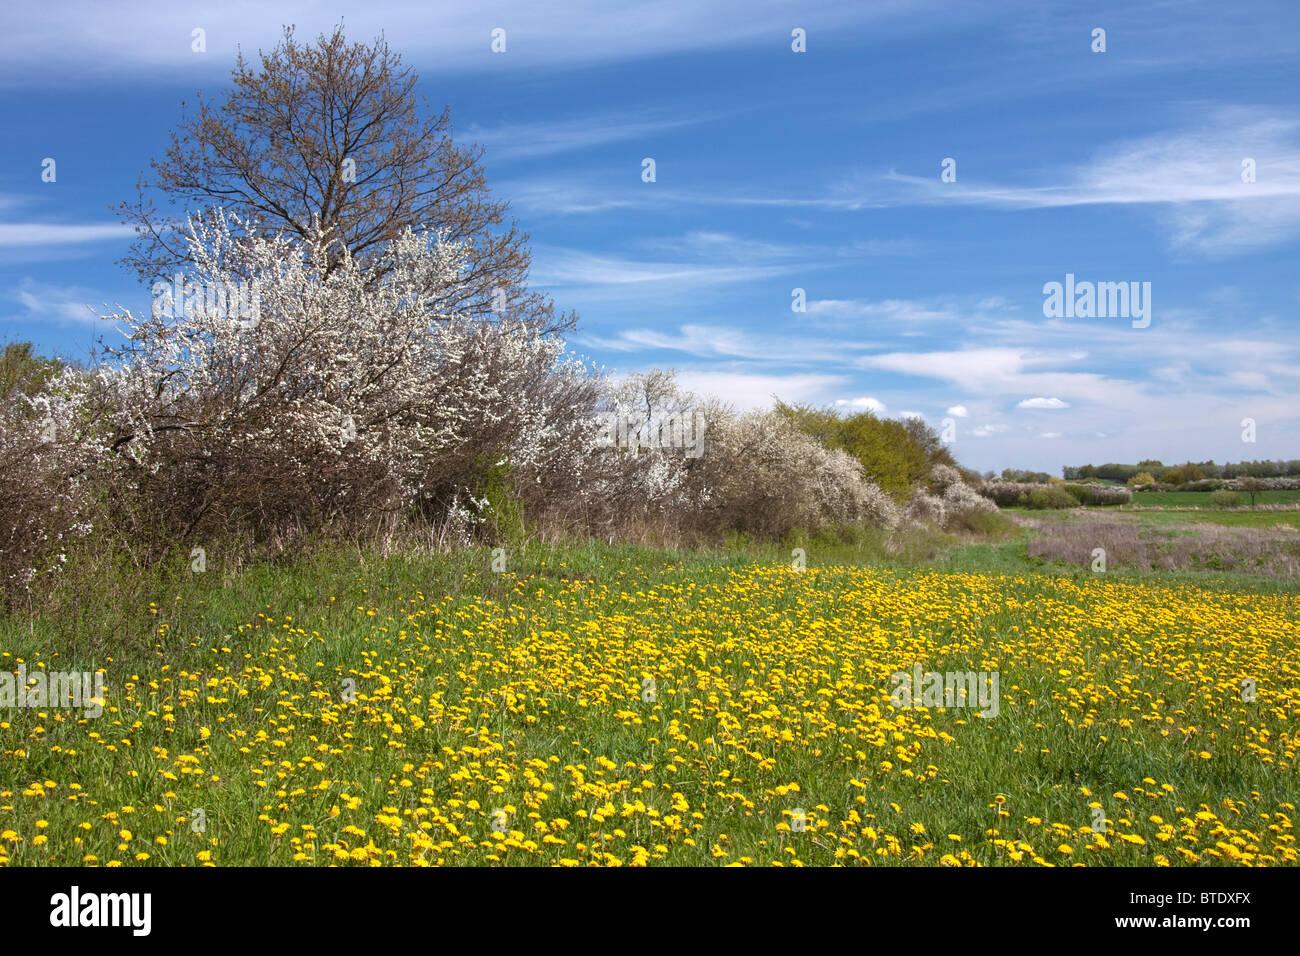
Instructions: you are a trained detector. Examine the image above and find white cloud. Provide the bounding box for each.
[532,228,857,290]
[471,110,725,162]
[671,370,845,410]
[0,223,133,246]
[496,181,647,215]
[835,396,886,413]
[6,278,116,326]
[531,248,784,288]
[807,298,955,322]
[1017,397,1070,409]
[576,324,879,363]
[946,404,969,417]
[873,110,1300,255]
[856,348,1145,408]
[0,1,945,84]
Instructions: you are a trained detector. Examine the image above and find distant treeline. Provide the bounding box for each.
[1062,460,1300,482]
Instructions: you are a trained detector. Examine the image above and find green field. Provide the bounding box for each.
[1131,489,1300,508]
[2,516,1297,867]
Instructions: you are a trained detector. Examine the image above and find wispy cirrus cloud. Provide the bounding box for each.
[471,109,732,162]
[806,298,957,322]
[0,0,946,85]
[503,179,898,216]
[531,248,788,288]
[496,109,1300,253]
[498,181,647,215]
[531,230,893,292]
[0,222,133,246]
[577,324,883,363]
[5,278,115,327]
[872,110,1300,254]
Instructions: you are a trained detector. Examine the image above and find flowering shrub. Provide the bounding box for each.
[100,211,593,546]
[687,407,901,539]
[0,211,970,596]
[930,463,963,493]
[942,479,998,519]
[1061,483,1132,506]
[907,490,946,527]
[907,475,996,531]
[0,366,115,590]
[1169,477,1300,492]
[977,481,1130,508]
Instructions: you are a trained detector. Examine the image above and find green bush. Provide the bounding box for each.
[982,481,1128,508]
[478,461,529,546]
[1020,487,1080,509]
[0,341,63,398]
[774,401,932,498]
[1062,483,1132,506]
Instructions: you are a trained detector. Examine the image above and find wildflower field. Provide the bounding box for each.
[2,544,1296,868]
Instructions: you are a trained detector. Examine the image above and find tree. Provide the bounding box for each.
[117,22,572,335]
[774,402,931,498]
[0,342,63,399]
[1239,477,1266,508]
[899,414,958,472]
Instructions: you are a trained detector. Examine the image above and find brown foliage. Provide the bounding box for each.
[1025,512,1300,578]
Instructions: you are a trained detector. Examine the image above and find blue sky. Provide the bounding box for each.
[1,0,1298,473]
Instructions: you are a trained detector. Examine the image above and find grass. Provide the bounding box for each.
[2,516,1297,867]
[1131,509,1300,529]
[1010,508,1300,590]
[947,510,1300,591]
[1131,489,1300,508]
